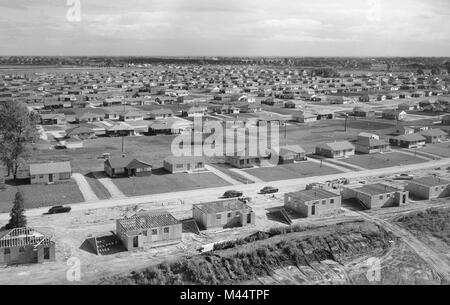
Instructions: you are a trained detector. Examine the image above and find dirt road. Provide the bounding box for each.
[343,207,450,283]
[1,157,449,221]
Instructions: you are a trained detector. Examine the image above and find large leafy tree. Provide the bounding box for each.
[6,191,27,229]
[0,100,38,180]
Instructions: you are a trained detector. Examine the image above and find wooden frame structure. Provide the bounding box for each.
[0,227,52,249]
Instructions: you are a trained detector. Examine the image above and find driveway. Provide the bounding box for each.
[72,173,99,202]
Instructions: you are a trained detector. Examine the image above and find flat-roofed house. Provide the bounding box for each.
[0,227,55,265]
[382,109,407,121]
[104,157,152,178]
[419,129,447,143]
[406,176,450,199]
[389,134,426,148]
[292,111,317,123]
[192,199,255,230]
[40,113,66,125]
[315,141,355,158]
[278,145,307,164]
[355,133,390,154]
[116,210,182,250]
[147,109,174,120]
[284,189,341,218]
[29,161,72,184]
[163,156,205,173]
[341,183,408,209]
[352,106,375,118]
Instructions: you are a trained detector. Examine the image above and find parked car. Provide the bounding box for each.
[222,190,243,198]
[48,205,71,214]
[260,186,279,194]
[394,173,414,180]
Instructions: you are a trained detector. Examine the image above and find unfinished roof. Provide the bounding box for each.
[118,210,180,232]
[286,189,340,202]
[0,227,53,249]
[409,176,450,187]
[194,199,251,214]
[29,161,71,175]
[352,183,402,195]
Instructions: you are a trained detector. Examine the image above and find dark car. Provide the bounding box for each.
[260,186,279,194]
[48,205,71,214]
[222,190,243,198]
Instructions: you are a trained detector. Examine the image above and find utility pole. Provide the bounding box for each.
[344,114,349,132]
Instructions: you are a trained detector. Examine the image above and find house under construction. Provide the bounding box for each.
[0,227,55,265]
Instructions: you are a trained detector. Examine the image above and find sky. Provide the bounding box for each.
[0,0,449,56]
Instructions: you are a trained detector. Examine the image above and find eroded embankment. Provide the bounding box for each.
[101,220,397,285]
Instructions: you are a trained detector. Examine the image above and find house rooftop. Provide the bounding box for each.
[29,161,71,176]
[352,183,402,196]
[193,199,251,214]
[317,141,355,151]
[118,210,180,232]
[286,189,340,202]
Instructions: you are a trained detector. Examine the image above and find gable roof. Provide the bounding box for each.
[106,157,151,169]
[317,141,355,151]
[193,199,251,214]
[29,161,71,175]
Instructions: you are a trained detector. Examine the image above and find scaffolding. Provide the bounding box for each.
[0,227,52,249]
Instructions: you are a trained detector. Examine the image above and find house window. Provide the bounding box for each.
[4,248,10,255]
[435,187,439,191]
[322,200,326,205]
[151,229,158,235]
[39,175,44,179]
[216,214,221,220]
[330,199,334,204]
[387,194,391,198]
[176,164,184,169]
[379,195,383,200]
[227,212,232,218]
[163,227,169,234]
[44,247,50,260]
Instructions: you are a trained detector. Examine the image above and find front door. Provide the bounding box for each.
[187,163,191,171]
[48,174,53,183]
[133,236,139,248]
[311,204,317,216]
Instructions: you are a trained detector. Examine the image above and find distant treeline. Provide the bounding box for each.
[1,56,449,71]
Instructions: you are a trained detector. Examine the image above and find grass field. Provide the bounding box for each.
[419,142,450,158]
[0,180,84,213]
[111,171,231,197]
[244,161,343,182]
[30,135,176,174]
[339,152,426,170]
